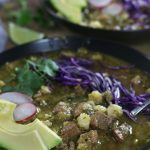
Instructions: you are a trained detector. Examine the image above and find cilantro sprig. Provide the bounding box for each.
[8,0,55,27]
[2,58,59,96]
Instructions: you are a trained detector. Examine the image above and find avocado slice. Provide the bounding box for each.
[68,0,87,8]
[0,100,62,150]
[50,0,87,23]
[0,129,48,150]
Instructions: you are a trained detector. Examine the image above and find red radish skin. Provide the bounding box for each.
[13,103,37,123]
[89,0,112,8]
[15,112,37,124]
[0,92,33,105]
[102,3,123,16]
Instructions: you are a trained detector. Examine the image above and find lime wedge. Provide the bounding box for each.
[8,22,45,45]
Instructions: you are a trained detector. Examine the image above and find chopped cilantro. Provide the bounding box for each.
[27,58,59,77]
[2,58,59,96]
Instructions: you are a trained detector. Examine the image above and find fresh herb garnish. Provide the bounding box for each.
[28,58,59,78]
[8,0,55,27]
[9,0,32,25]
[2,64,44,96]
[2,58,59,96]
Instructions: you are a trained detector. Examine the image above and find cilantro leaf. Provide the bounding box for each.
[27,58,59,77]
[2,59,59,96]
[2,64,44,96]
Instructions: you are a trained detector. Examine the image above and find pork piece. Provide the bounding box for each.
[112,122,132,142]
[77,130,98,150]
[61,122,81,142]
[57,141,75,150]
[53,102,72,121]
[90,111,115,130]
[73,102,94,118]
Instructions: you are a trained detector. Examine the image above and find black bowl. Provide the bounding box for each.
[45,0,150,42]
[0,36,150,150]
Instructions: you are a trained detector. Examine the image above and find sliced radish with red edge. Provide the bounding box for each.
[89,0,112,8]
[13,103,37,123]
[102,3,123,16]
[0,92,33,105]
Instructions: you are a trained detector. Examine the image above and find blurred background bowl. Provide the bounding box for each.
[45,0,150,42]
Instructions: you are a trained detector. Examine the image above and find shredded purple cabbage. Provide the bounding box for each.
[56,57,150,119]
[123,0,150,28]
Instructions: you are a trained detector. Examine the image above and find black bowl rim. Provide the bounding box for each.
[45,0,150,34]
[0,36,150,72]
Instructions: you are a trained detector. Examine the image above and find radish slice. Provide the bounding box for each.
[0,92,33,105]
[13,103,37,123]
[89,0,112,8]
[102,3,123,16]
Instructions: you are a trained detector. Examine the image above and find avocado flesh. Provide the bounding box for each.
[50,0,87,23]
[0,129,48,150]
[0,100,62,150]
[68,0,87,8]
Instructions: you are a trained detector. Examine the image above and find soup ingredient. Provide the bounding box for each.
[89,0,112,8]
[131,75,142,85]
[53,102,72,121]
[69,0,87,7]
[102,3,123,16]
[90,111,115,130]
[61,121,81,142]
[0,100,62,149]
[0,80,5,87]
[13,103,37,123]
[123,0,150,20]
[50,0,87,23]
[77,130,98,149]
[94,105,107,112]
[73,102,94,117]
[27,58,59,78]
[0,92,33,105]
[112,122,132,142]
[2,63,45,96]
[77,113,91,130]
[107,104,123,118]
[88,90,103,104]
[8,22,44,44]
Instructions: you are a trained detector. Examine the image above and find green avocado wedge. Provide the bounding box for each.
[0,100,62,150]
[50,0,87,23]
[0,129,48,150]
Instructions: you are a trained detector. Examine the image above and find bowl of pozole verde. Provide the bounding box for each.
[49,0,150,31]
[47,0,150,41]
[0,44,149,150]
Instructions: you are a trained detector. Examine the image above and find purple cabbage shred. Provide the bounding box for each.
[56,57,150,119]
[123,0,150,28]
